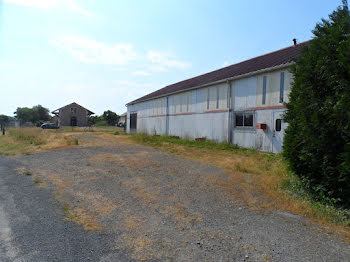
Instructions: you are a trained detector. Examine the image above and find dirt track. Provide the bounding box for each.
[1,134,349,261]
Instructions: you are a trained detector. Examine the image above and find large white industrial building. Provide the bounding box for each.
[126,41,308,153]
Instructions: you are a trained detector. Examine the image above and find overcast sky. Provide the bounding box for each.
[0,0,340,116]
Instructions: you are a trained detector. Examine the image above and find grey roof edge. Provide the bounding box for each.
[126,62,293,106]
[126,40,310,106]
[51,102,95,115]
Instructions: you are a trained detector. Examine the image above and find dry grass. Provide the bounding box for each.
[64,206,102,231]
[162,205,203,223]
[116,234,158,261]
[90,151,159,171]
[0,127,132,155]
[0,127,84,155]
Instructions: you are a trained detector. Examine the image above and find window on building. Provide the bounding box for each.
[186,93,189,112]
[280,72,285,103]
[244,113,253,126]
[207,88,210,109]
[180,95,182,112]
[227,83,231,108]
[235,112,254,127]
[216,86,219,109]
[262,76,267,104]
[275,119,282,132]
[235,114,243,126]
[71,108,77,114]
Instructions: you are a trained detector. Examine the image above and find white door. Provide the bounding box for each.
[272,111,285,153]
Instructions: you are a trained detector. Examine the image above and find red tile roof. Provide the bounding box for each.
[128,41,309,105]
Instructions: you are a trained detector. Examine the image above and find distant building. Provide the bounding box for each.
[50,115,59,126]
[118,112,127,125]
[52,102,94,127]
[126,41,309,153]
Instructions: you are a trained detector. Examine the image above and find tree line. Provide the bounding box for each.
[88,110,120,126]
[0,105,51,127]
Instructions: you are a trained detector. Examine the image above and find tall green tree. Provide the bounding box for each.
[0,115,10,125]
[15,107,39,124]
[15,105,51,125]
[33,105,50,121]
[102,110,119,126]
[283,2,350,206]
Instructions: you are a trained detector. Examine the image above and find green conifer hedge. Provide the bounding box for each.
[283,2,350,207]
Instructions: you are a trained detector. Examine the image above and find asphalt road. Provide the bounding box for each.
[0,157,133,262]
[0,141,349,261]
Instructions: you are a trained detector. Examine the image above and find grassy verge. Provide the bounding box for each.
[131,133,350,237]
[0,127,83,155]
[60,126,125,134]
[8,128,46,145]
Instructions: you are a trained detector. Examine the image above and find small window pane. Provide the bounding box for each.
[235,114,243,126]
[207,88,210,109]
[244,113,253,127]
[280,72,285,103]
[262,76,267,104]
[276,119,282,131]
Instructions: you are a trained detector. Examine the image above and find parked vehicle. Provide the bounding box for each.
[116,123,125,127]
[41,123,59,129]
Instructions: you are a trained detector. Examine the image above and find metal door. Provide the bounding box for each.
[130,112,137,130]
[272,111,285,153]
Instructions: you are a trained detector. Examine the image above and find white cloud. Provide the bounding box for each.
[222,61,230,67]
[132,71,150,76]
[50,36,137,65]
[4,0,94,17]
[114,80,153,88]
[147,50,190,72]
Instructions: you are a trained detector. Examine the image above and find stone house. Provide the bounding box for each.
[52,102,94,127]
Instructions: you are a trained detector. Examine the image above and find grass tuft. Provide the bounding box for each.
[33,178,43,184]
[132,133,241,152]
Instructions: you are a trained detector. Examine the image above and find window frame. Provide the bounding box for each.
[275,119,282,132]
[234,111,255,129]
[216,86,219,109]
[207,88,210,110]
[262,76,267,105]
[280,72,285,103]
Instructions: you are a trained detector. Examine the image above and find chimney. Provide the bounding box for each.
[293,38,297,46]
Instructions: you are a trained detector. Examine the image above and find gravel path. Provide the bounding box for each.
[0,139,349,261]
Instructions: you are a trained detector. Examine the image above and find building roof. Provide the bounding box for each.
[52,102,95,115]
[127,41,309,105]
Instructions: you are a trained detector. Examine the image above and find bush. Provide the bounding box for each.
[96,120,108,126]
[283,3,350,207]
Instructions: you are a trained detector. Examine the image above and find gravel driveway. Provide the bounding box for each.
[1,136,349,261]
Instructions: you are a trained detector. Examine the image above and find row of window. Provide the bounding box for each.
[262,72,285,105]
[206,86,228,110]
